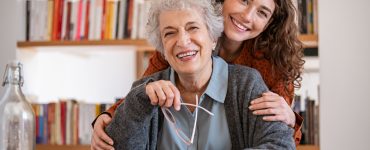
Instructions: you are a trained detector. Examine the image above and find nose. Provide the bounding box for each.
[176,29,191,48]
[241,7,254,23]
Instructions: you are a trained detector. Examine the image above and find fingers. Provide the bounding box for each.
[250,92,287,111]
[252,108,280,115]
[146,80,180,110]
[101,114,112,125]
[249,93,296,126]
[92,131,114,150]
[249,101,279,111]
[169,83,181,111]
[262,91,279,96]
[251,94,282,105]
[262,115,285,122]
[96,115,114,145]
[252,108,289,125]
[146,85,159,105]
[91,115,114,150]
[152,82,167,106]
[163,85,175,107]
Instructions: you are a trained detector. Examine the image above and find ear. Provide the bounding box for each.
[163,53,167,60]
[161,50,168,60]
[212,41,217,51]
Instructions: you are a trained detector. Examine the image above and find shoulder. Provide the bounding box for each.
[228,64,264,81]
[227,64,269,98]
[131,68,171,88]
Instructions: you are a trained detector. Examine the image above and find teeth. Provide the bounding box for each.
[232,17,247,31]
[177,51,197,58]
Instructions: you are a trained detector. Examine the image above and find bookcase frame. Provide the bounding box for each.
[18,34,318,149]
[17,34,317,78]
[35,144,319,150]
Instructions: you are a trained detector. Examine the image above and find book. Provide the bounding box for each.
[31,100,114,145]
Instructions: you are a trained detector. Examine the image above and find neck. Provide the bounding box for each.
[175,61,212,104]
[219,37,243,62]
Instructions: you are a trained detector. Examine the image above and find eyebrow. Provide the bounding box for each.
[186,21,199,26]
[162,21,200,31]
[260,5,273,14]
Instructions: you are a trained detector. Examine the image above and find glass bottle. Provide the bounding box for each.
[0,61,35,150]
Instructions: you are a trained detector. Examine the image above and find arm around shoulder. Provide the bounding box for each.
[246,69,295,149]
[105,79,158,149]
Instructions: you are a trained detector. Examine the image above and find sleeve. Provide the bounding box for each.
[254,58,303,145]
[270,81,303,145]
[143,51,169,77]
[91,51,169,127]
[294,112,304,145]
[245,71,295,150]
[105,81,157,149]
[106,98,124,117]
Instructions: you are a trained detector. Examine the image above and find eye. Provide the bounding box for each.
[164,31,175,37]
[186,25,200,33]
[188,26,199,31]
[257,10,268,18]
[239,0,249,5]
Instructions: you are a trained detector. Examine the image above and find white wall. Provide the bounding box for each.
[295,57,320,110]
[18,46,137,104]
[0,0,17,96]
[319,0,370,149]
[1,0,137,104]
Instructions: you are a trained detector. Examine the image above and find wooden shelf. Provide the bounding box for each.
[17,39,155,51]
[17,34,318,49]
[299,34,318,48]
[36,144,90,150]
[35,144,319,150]
[297,144,320,150]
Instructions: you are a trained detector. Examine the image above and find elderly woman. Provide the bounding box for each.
[105,0,294,149]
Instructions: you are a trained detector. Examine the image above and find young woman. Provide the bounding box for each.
[91,0,304,149]
[105,0,295,148]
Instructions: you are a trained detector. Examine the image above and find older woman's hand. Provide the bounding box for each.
[248,91,296,128]
[91,114,114,150]
[146,80,182,111]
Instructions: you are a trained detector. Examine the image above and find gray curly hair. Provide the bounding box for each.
[145,0,224,53]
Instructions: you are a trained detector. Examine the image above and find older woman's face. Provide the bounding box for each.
[159,9,215,75]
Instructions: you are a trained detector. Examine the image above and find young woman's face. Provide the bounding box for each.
[159,9,215,75]
[222,0,276,42]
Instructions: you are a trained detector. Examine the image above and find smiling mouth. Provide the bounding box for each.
[176,50,198,59]
[230,16,249,31]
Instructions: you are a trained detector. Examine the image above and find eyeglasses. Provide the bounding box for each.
[161,94,214,145]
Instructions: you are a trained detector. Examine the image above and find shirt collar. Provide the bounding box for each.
[170,56,228,103]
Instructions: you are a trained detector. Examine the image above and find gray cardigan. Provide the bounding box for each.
[105,64,295,150]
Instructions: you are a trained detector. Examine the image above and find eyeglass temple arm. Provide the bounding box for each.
[189,94,199,144]
[180,103,214,116]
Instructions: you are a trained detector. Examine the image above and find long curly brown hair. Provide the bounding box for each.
[216,0,305,92]
[252,0,305,90]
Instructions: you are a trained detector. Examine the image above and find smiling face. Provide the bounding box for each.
[222,0,275,42]
[159,9,215,76]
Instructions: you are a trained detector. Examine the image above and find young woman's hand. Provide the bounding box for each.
[91,114,114,150]
[145,80,181,110]
[249,91,296,127]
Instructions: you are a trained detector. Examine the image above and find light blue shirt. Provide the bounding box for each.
[157,56,232,150]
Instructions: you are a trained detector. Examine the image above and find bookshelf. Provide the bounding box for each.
[16,34,317,78]
[17,0,319,148]
[17,39,155,51]
[17,34,318,48]
[36,145,89,150]
[17,39,155,79]
[297,145,320,150]
[298,34,318,48]
[35,144,320,150]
